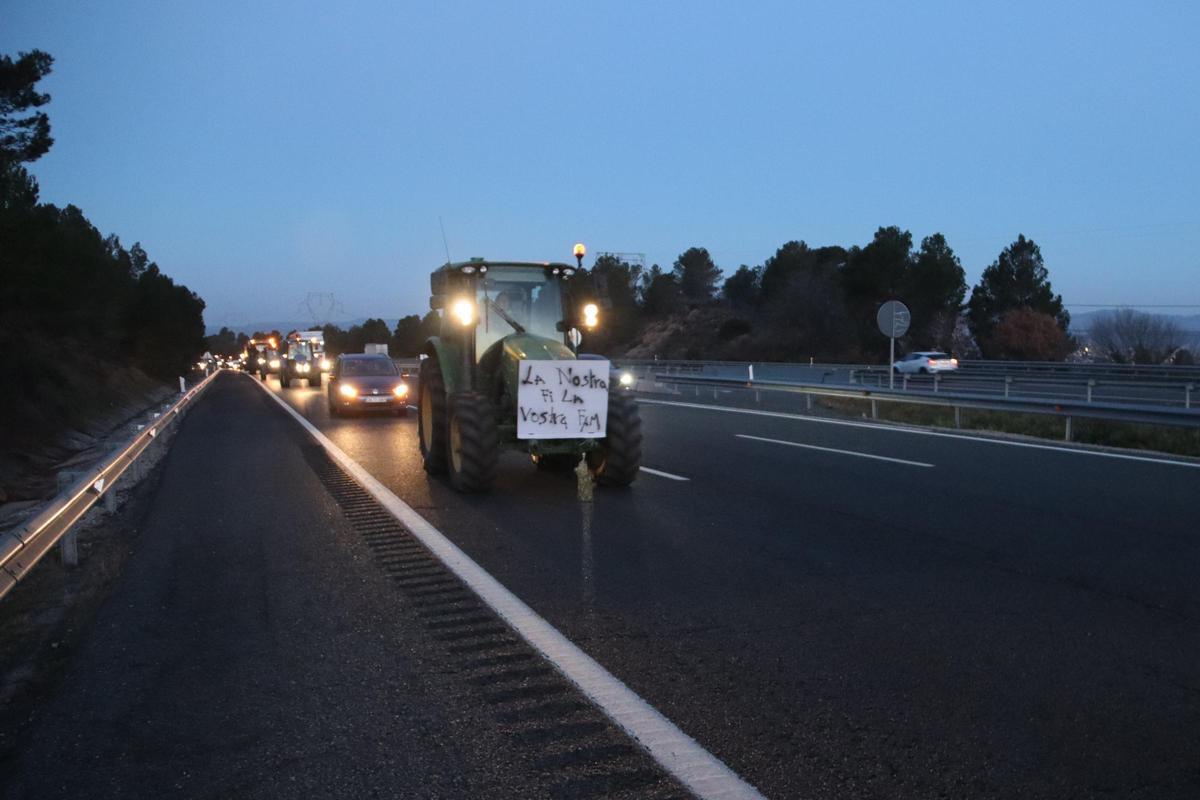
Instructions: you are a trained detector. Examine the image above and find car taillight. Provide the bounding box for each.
[951,358,958,365]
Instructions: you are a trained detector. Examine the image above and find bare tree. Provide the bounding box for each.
[1087,309,1192,364]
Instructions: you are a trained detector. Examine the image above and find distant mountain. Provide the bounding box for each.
[1070,310,1200,335]
[206,318,376,337]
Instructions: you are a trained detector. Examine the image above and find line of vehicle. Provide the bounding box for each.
[735,434,935,467]
[253,377,765,800]
[639,399,1200,469]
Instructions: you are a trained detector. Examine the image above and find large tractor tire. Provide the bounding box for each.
[309,371,322,388]
[587,392,642,487]
[280,370,291,388]
[446,392,498,493]
[418,356,448,474]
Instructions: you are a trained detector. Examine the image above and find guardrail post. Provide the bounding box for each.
[748,364,754,382]
[1087,379,1095,403]
[954,406,961,429]
[870,398,878,419]
[902,374,909,392]
[849,369,856,385]
[1064,416,1073,442]
[1005,376,1012,399]
[56,470,81,567]
[934,375,940,393]
[1187,384,1193,409]
[806,394,813,411]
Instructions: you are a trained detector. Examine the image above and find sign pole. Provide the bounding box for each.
[889,335,895,390]
[877,300,910,393]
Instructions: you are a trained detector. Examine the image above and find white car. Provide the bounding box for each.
[893,351,959,374]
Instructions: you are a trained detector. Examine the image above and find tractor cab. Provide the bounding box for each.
[431,260,592,366]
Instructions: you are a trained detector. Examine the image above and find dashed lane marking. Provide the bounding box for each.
[640,467,691,481]
[736,433,934,468]
[640,399,1200,470]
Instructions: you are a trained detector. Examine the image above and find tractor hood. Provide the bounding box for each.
[483,332,575,406]
[500,332,575,362]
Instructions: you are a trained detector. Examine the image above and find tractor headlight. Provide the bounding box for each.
[339,383,358,398]
[257,357,265,365]
[451,297,475,326]
[619,372,634,387]
[269,359,281,369]
[320,359,331,370]
[582,303,599,329]
[299,363,310,372]
[393,384,409,398]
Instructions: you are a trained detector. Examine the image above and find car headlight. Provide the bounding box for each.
[451,297,475,326]
[257,357,265,365]
[393,384,409,398]
[339,383,358,398]
[269,359,281,369]
[619,371,634,387]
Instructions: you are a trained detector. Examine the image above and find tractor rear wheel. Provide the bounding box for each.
[446,392,498,492]
[280,371,291,388]
[419,356,448,474]
[587,393,642,486]
[309,371,322,388]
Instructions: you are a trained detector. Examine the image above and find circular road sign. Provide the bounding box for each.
[877,300,911,338]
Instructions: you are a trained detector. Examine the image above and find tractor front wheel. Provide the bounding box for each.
[309,371,322,388]
[446,392,498,493]
[587,393,642,486]
[419,356,448,474]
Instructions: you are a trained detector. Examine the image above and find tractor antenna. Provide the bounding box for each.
[439,216,453,267]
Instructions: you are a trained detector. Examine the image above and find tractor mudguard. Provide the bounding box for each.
[421,337,467,395]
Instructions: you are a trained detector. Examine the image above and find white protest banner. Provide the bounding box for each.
[516,360,610,439]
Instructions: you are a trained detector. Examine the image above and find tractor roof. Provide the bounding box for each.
[435,260,575,273]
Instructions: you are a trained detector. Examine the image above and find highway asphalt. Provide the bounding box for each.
[265,370,1199,799]
[0,375,686,800]
[5,370,1196,799]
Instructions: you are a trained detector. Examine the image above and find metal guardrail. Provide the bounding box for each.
[641,372,1200,440]
[618,359,1198,408]
[620,357,1200,382]
[0,371,218,601]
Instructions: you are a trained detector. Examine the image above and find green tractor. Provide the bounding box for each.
[417,254,642,493]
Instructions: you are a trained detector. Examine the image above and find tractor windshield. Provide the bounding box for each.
[476,268,563,355]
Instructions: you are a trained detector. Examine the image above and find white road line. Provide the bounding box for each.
[736,433,934,468]
[640,399,1200,470]
[253,377,763,800]
[641,467,691,481]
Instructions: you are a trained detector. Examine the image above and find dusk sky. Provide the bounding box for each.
[4,0,1198,330]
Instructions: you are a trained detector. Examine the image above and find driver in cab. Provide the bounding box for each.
[488,288,528,332]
